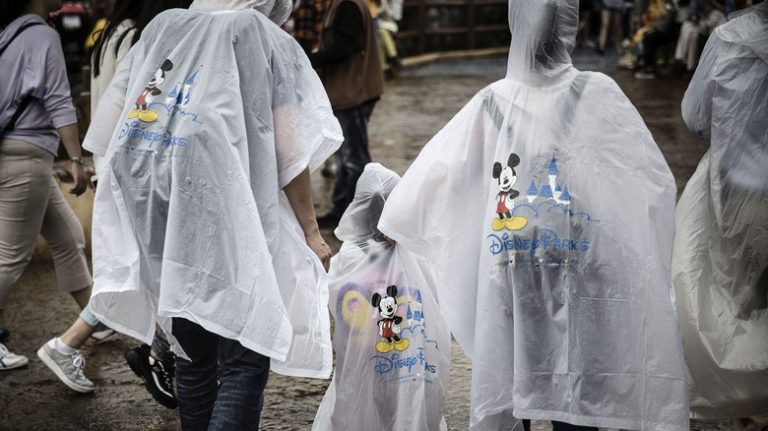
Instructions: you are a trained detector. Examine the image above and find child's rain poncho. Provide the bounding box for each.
[378,0,689,429]
[673,1,768,419]
[313,163,451,431]
[82,0,343,378]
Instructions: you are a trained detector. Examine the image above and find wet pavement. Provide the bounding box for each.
[0,51,750,430]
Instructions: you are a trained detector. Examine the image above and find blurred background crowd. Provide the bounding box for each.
[47,0,757,158]
[55,0,758,85]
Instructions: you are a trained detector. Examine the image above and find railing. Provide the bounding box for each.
[397,0,510,57]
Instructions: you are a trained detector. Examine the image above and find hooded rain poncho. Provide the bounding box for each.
[83,0,343,377]
[378,1,689,429]
[674,1,768,419]
[313,163,451,430]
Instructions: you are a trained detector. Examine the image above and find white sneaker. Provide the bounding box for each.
[0,342,28,370]
[634,69,656,80]
[37,339,95,393]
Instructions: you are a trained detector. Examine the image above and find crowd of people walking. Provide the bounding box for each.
[577,0,757,79]
[0,0,766,430]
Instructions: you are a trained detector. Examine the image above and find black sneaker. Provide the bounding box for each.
[0,328,9,343]
[124,344,177,409]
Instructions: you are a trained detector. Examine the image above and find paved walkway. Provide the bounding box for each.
[1,52,756,430]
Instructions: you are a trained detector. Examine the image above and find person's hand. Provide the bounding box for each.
[84,162,97,189]
[306,231,332,271]
[69,160,89,196]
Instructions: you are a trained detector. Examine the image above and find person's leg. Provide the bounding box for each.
[610,10,621,50]
[642,31,663,69]
[0,140,53,314]
[360,98,377,123]
[636,30,665,78]
[578,2,593,46]
[69,286,91,310]
[685,25,701,70]
[330,146,348,214]
[327,102,374,220]
[38,175,92,308]
[59,316,96,349]
[173,317,219,431]
[56,304,100,350]
[380,28,398,61]
[151,328,171,358]
[322,109,353,223]
[37,175,117,345]
[0,140,54,370]
[551,421,598,431]
[621,6,631,41]
[674,22,693,62]
[208,335,270,431]
[598,9,611,52]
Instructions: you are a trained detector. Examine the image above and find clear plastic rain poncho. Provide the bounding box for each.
[378,0,689,429]
[82,0,343,377]
[313,163,451,431]
[673,1,768,419]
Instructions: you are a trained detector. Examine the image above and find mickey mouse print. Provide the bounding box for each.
[491,152,528,231]
[128,59,173,123]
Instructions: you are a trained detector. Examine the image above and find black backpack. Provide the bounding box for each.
[0,21,44,143]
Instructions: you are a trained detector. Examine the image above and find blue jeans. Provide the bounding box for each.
[689,0,734,16]
[79,303,101,327]
[523,420,597,431]
[172,318,270,431]
[330,99,377,216]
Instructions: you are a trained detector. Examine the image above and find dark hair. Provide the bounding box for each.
[91,0,192,77]
[0,0,33,29]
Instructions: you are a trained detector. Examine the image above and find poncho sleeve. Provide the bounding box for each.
[681,34,719,138]
[334,163,400,243]
[378,94,494,357]
[83,46,135,156]
[378,94,491,259]
[271,36,343,188]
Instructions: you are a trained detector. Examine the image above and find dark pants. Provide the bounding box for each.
[523,419,598,431]
[330,99,377,216]
[173,318,270,431]
[642,28,679,70]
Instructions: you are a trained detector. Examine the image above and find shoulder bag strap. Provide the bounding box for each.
[0,21,43,58]
[1,21,45,136]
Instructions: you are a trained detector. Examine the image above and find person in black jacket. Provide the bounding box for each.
[310,0,384,228]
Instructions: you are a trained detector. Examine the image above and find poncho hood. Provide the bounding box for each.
[334,163,400,243]
[506,0,578,82]
[190,0,293,25]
